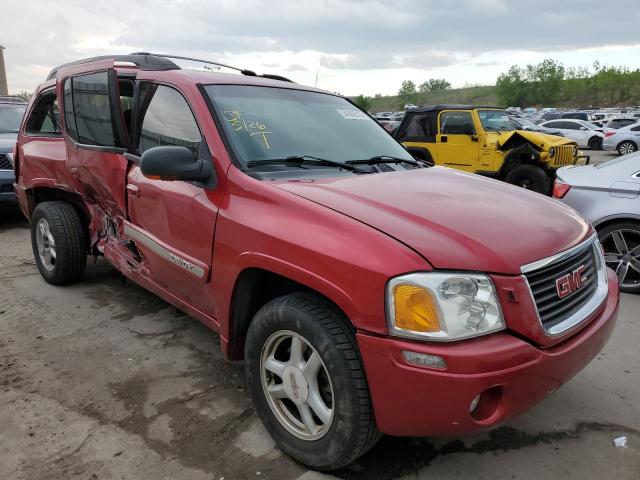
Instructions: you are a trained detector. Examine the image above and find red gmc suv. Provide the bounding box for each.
[13,54,619,470]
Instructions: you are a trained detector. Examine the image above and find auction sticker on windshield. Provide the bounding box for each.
[337,109,368,120]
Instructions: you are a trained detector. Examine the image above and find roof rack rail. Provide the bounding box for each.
[47,54,179,80]
[47,52,295,83]
[133,52,294,83]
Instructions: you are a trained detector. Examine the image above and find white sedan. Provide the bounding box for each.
[539,119,606,149]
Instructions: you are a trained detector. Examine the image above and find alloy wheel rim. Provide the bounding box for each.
[260,330,334,441]
[620,142,635,155]
[601,229,640,288]
[35,218,56,271]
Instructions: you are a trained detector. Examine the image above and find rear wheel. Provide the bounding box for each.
[504,164,550,195]
[617,141,637,156]
[244,292,379,470]
[598,222,640,293]
[31,201,87,285]
[588,136,603,150]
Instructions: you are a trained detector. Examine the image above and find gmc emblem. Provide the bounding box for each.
[555,265,587,299]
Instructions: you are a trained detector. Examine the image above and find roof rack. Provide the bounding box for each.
[47,52,294,83]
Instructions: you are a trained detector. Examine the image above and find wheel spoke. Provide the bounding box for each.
[44,250,52,264]
[297,403,317,434]
[47,232,55,246]
[264,356,287,378]
[604,253,622,264]
[49,248,56,260]
[616,262,630,284]
[266,383,288,399]
[307,390,331,425]
[611,231,629,254]
[289,336,304,365]
[630,259,640,275]
[302,351,322,378]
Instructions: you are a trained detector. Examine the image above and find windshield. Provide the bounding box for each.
[0,103,26,133]
[578,120,599,130]
[477,109,518,132]
[204,85,413,167]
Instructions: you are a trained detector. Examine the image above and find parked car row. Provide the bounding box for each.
[7,53,621,471]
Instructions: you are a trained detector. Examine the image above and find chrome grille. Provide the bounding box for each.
[522,237,607,336]
[0,154,12,170]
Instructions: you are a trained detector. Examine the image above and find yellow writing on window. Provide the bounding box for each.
[223,111,272,150]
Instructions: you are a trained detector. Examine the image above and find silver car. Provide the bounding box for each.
[554,153,640,293]
[602,121,640,155]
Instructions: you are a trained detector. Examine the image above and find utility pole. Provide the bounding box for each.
[0,46,8,96]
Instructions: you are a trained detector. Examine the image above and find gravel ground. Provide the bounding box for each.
[1,161,638,480]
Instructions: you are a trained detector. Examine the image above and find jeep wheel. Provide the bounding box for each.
[598,222,640,294]
[617,141,637,156]
[588,136,603,150]
[31,201,87,285]
[504,164,550,195]
[244,292,380,470]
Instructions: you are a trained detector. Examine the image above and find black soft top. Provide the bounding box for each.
[410,104,502,113]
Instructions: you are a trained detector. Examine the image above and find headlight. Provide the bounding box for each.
[386,272,505,341]
[548,147,556,158]
[572,145,579,157]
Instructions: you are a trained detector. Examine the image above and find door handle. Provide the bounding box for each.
[126,184,140,197]
[441,135,448,143]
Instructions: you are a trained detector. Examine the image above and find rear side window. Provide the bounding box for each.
[137,85,201,157]
[632,125,640,132]
[397,113,436,141]
[63,71,119,147]
[26,91,61,136]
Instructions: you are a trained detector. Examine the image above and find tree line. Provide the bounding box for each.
[496,59,639,108]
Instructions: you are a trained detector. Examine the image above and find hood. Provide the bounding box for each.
[276,168,590,274]
[496,130,575,150]
[0,133,18,152]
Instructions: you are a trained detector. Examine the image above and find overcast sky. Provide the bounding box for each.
[2,0,639,96]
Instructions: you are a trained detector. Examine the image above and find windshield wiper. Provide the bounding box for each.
[246,155,359,171]
[346,155,421,167]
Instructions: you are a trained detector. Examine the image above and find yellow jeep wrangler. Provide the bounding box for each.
[395,105,588,194]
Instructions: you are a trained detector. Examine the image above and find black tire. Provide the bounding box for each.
[504,164,550,195]
[31,201,87,285]
[244,292,380,470]
[617,140,638,156]
[588,136,603,150]
[597,221,640,294]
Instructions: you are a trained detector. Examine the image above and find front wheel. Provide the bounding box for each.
[244,292,380,470]
[504,164,550,195]
[598,222,640,294]
[31,201,87,285]
[617,141,638,156]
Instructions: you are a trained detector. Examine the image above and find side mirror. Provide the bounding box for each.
[140,146,212,182]
[579,126,587,131]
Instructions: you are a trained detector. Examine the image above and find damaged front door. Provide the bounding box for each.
[57,61,130,228]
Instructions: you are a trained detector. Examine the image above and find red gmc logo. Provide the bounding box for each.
[555,265,587,299]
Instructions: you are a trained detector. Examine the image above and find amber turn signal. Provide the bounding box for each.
[393,284,441,333]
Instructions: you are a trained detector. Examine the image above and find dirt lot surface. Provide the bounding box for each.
[1,171,639,480]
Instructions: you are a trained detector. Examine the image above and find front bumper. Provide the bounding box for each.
[0,170,16,203]
[357,269,619,437]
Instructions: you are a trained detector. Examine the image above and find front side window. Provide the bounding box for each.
[204,85,412,166]
[440,111,475,135]
[25,91,61,135]
[0,102,26,134]
[476,109,517,132]
[138,85,201,157]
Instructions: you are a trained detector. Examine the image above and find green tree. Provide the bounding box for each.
[419,78,451,93]
[531,59,565,104]
[398,80,417,106]
[13,91,31,102]
[496,65,529,107]
[353,94,373,111]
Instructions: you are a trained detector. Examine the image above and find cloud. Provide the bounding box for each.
[1,0,639,95]
[284,64,308,72]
